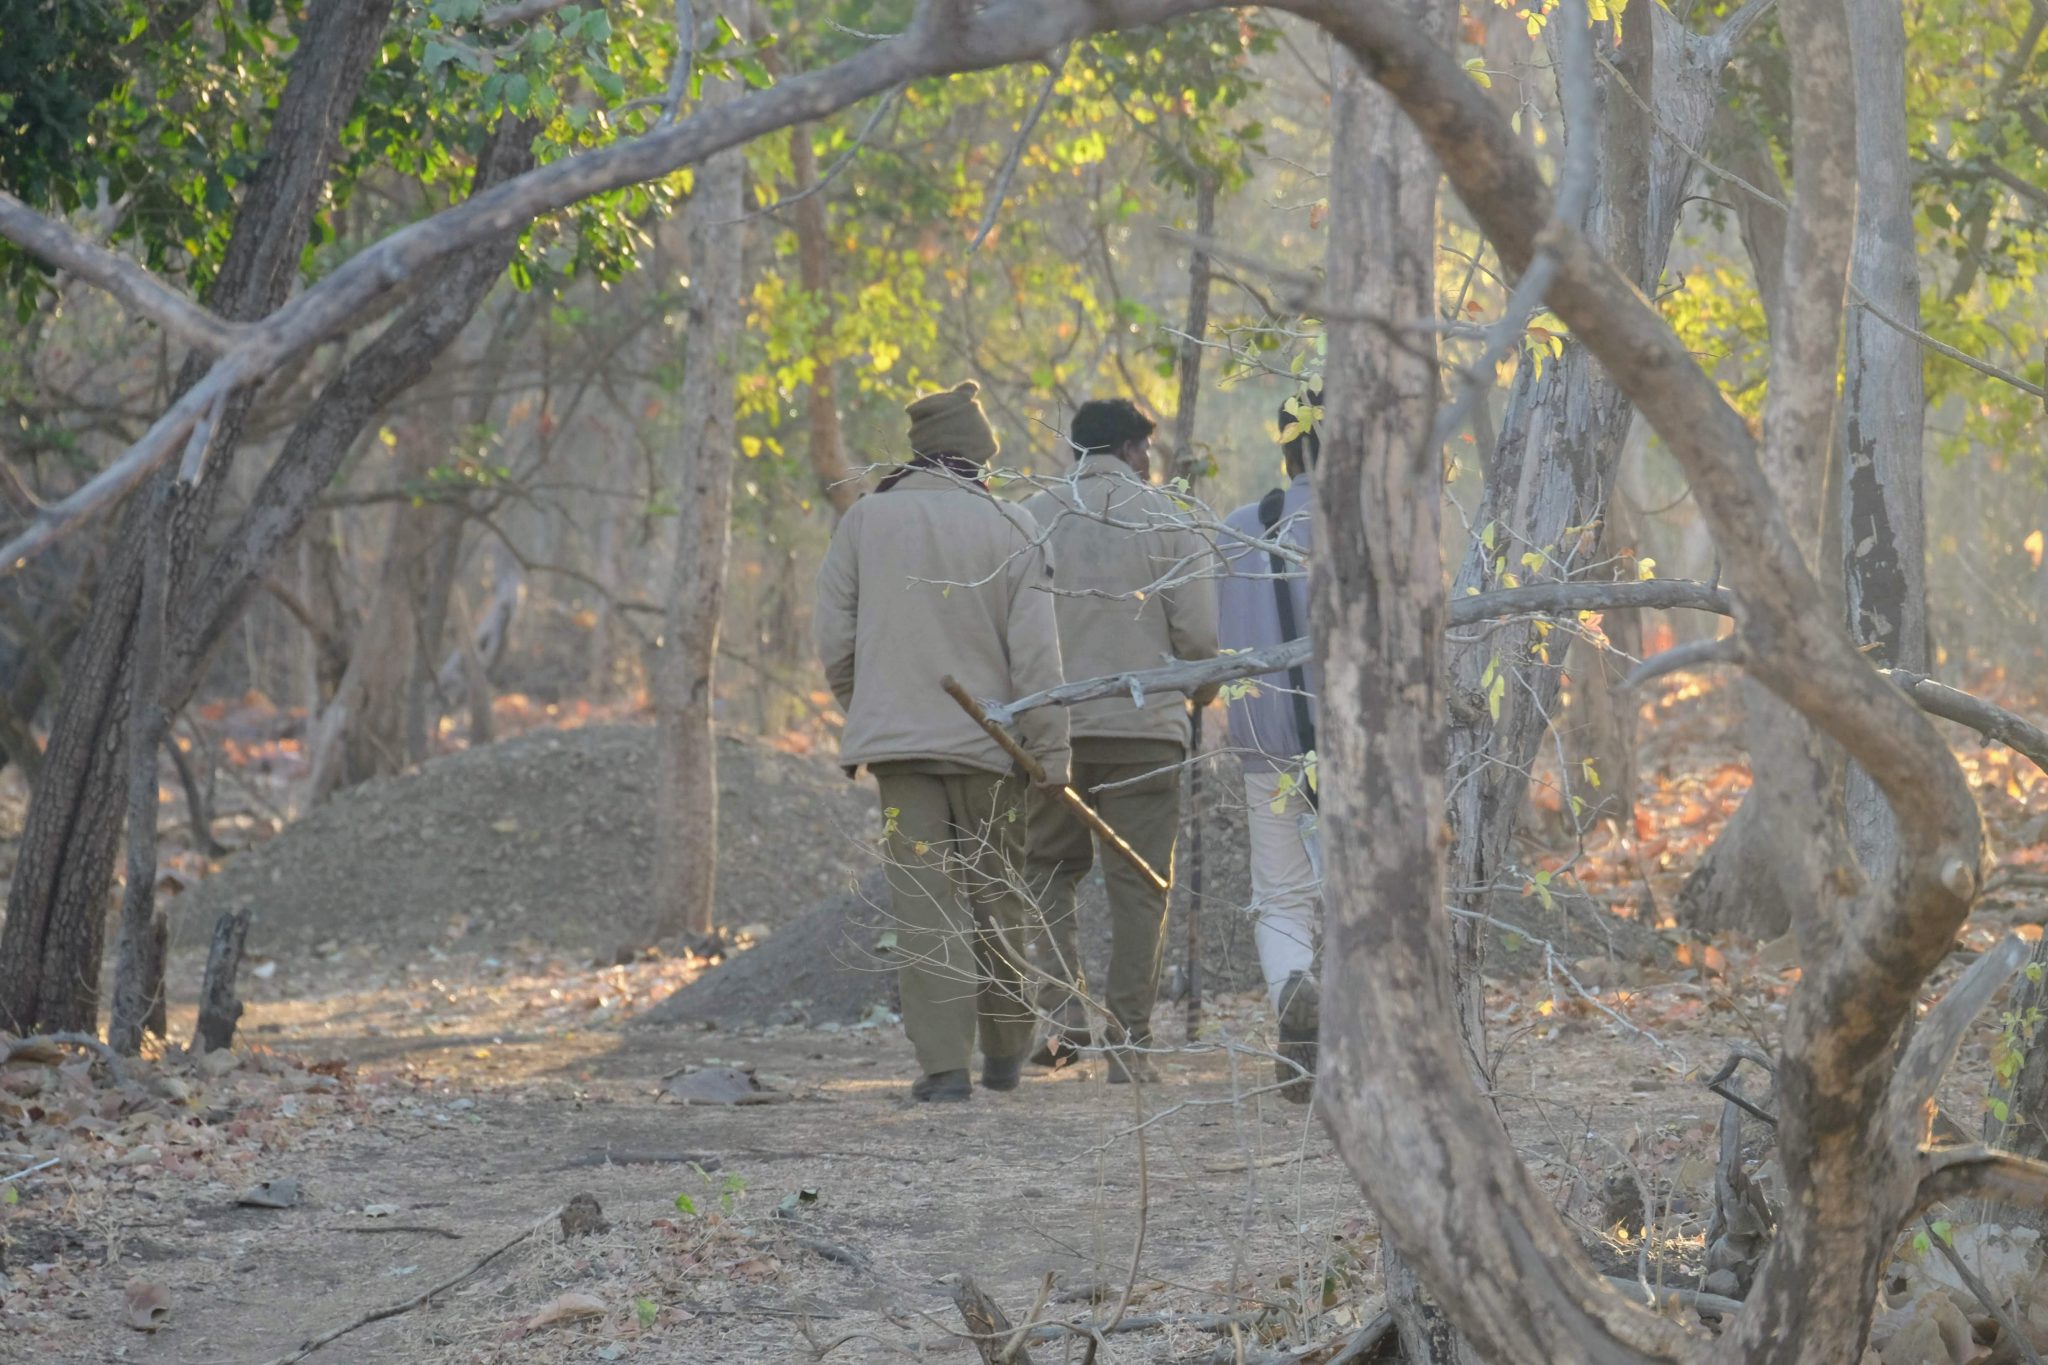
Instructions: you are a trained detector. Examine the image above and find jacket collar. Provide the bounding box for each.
[1074,453,1144,482]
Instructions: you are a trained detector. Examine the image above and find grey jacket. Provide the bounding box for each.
[1021,455,1219,748]
[1216,473,1318,771]
[815,468,1071,781]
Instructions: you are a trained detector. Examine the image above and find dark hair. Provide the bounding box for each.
[1278,388,1322,475]
[1068,398,1156,459]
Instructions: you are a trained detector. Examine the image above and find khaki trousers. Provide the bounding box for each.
[1024,746,1182,1045]
[873,768,1036,1074]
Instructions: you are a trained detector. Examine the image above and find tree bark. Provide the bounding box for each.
[192,909,251,1054]
[650,76,747,945]
[789,120,861,516]
[306,437,435,802]
[1840,0,1928,871]
[0,0,397,1035]
[108,491,171,1056]
[1169,174,1217,486]
[1321,28,1475,1365]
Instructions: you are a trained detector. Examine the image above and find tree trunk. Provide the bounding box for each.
[1839,0,1927,871]
[650,77,747,945]
[1442,2,1726,1026]
[108,493,171,1056]
[790,121,862,517]
[1322,30,1474,1365]
[1169,175,1217,486]
[306,438,435,802]
[407,504,464,762]
[0,0,397,1035]
[1170,172,1216,1042]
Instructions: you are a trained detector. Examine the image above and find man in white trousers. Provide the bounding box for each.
[1215,389,1322,1102]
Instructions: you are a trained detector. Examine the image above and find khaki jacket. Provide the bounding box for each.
[815,468,1071,781]
[1023,456,1219,749]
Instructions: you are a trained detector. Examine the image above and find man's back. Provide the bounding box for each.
[1023,456,1217,746]
[815,469,1066,774]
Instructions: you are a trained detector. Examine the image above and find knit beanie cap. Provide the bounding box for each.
[905,381,999,464]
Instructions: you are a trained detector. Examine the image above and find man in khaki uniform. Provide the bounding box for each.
[815,381,1069,1103]
[1021,399,1218,1083]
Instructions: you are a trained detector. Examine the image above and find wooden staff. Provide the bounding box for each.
[941,676,1168,893]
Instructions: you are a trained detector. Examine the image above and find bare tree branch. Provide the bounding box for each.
[969,47,1068,253]
[479,0,576,26]
[1918,1147,2048,1212]
[1430,0,1597,449]
[1891,932,2034,1128]
[0,191,247,354]
[1884,669,2048,774]
[1623,637,1742,690]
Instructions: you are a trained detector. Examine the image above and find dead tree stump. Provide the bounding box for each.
[193,910,251,1053]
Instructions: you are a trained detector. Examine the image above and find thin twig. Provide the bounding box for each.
[2,1156,60,1184]
[970,49,1069,252]
[258,1205,561,1365]
[1430,0,1597,450]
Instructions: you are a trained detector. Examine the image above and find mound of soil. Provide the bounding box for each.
[171,726,877,963]
[643,871,901,1028]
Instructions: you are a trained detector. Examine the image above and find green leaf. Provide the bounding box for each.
[1931,1219,1955,1245]
[734,56,773,89]
[1487,671,1506,722]
[636,1298,659,1328]
[674,1192,698,1215]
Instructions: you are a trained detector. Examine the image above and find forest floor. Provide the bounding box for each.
[3,674,2047,1365]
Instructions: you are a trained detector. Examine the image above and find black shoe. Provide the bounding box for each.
[981,1054,1024,1092]
[1106,1046,1160,1085]
[1276,970,1319,1104]
[1029,1029,1091,1070]
[910,1069,971,1103]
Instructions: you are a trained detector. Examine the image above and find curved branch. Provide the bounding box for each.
[0,191,247,354]
[1891,932,2035,1131]
[1884,669,2048,775]
[1917,1146,2048,1213]
[1623,637,1742,690]
[1445,578,1734,625]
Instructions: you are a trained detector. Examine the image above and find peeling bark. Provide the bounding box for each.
[1840,0,1928,872]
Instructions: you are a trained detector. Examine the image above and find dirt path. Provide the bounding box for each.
[5,923,1790,1365]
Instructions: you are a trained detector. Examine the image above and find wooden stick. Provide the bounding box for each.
[941,676,1168,893]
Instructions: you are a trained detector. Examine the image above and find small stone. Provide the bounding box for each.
[1702,1268,1741,1298]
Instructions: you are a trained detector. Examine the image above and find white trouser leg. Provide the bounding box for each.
[1242,770,1322,1010]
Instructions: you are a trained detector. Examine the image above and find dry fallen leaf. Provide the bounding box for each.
[124,1278,170,1331]
[524,1290,606,1332]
